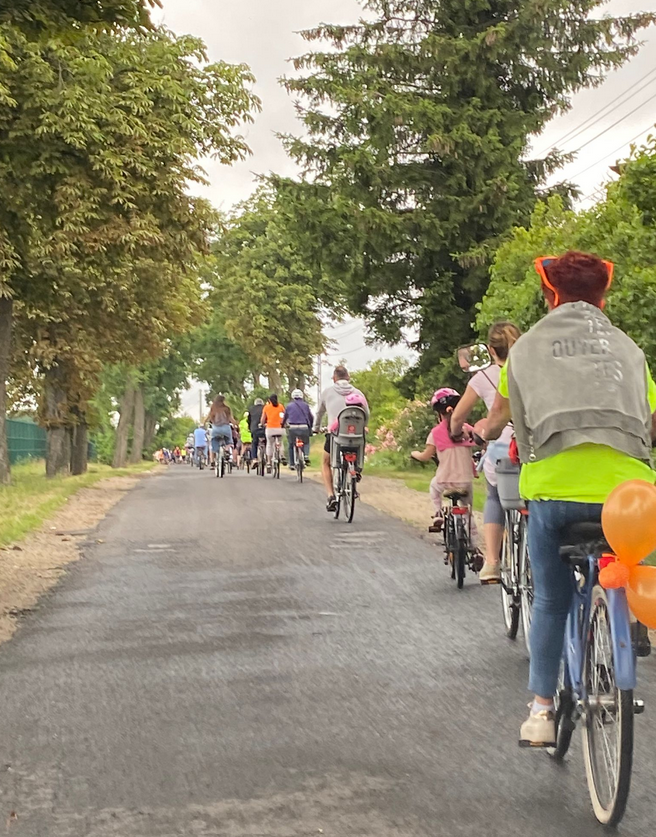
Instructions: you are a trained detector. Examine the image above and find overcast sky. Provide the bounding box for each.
[156,0,656,415]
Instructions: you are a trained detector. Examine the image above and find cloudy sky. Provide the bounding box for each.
[155,0,656,415]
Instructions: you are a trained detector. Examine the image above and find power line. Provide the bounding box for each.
[541,65,656,154]
[568,121,656,182]
[568,90,656,156]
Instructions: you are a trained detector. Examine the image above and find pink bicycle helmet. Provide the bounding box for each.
[431,387,460,411]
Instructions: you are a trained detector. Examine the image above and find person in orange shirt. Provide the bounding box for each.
[261,394,287,472]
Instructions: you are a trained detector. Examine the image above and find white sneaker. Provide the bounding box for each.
[519,705,556,748]
[479,562,501,585]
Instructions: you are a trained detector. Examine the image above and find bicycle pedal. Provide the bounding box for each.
[518,739,556,749]
[633,699,645,715]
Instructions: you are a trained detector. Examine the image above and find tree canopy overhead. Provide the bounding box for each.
[0,19,260,481]
[283,0,655,382]
[0,0,158,30]
[479,134,656,371]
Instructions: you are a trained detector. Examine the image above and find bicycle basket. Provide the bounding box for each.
[496,457,526,511]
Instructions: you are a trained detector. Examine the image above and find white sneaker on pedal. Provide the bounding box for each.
[519,705,556,748]
[479,562,501,584]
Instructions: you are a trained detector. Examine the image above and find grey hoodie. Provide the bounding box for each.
[313,380,370,431]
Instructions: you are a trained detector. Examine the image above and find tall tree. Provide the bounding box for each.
[211,188,337,394]
[283,0,654,383]
[0,24,259,480]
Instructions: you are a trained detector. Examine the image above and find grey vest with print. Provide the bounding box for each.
[507,302,652,465]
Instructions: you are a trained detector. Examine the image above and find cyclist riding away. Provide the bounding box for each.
[239,411,252,467]
[261,394,286,473]
[411,388,481,552]
[206,394,234,469]
[248,398,265,465]
[450,322,521,584]
[314,365,369,512]
[284,389,313,471]
[482,251,656,747]
[193,424,208,465]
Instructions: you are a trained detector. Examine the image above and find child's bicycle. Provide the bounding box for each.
[441,490,482,589]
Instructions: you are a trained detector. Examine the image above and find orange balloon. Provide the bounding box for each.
[626,565,656,630]
[602,479,656,566]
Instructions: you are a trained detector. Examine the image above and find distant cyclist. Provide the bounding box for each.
[193,424,208,465]
[261,394,286,472]
[482,251,656,747]
[284,389,313,470]
[206,394,234,468]
[239,411,252,467]
[248,397,265,465]
[314,366,369,512]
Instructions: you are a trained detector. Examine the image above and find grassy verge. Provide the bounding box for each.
[0,460,156,548]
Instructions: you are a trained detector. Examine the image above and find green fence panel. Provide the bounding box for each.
[6,418,47,464]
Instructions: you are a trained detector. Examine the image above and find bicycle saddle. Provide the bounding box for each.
[559,522,609,562]
[443,489,469,501]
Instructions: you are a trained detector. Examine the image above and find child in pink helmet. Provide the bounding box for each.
[411,388,480,544]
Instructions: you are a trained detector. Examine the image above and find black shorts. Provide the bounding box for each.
[324,435,331,454]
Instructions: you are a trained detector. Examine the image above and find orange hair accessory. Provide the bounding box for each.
[534,256,614,307]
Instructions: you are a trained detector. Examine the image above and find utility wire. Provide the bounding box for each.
[568,121,656,182]
[568,90,656,155]
[541,65,656,154]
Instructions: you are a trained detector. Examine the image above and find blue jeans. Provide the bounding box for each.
[210,425,232,453]
[528,500,604,698]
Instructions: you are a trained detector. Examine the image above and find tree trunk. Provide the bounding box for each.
[112,379,136,468]
[144,411,157,451]
[267,368,282,394]
[44,363,71,478]
[70,416,88,476]
[129,384,145,464]
[0,296,12,485]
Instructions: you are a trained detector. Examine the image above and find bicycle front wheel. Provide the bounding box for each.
[551,658,575,762]
[519,529,533,654]
[582,586,634,827]
[500,516,520,639]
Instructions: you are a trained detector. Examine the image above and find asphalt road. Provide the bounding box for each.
[0,465,654,836]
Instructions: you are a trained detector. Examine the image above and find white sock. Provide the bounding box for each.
[532,699,554,715]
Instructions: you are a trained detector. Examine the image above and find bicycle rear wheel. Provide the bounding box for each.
[343,468,356,523]
[500,515,520,639]
[332,466,342,519]
[455,539,466,589]
[582,586,634,827]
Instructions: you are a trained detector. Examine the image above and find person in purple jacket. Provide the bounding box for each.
[284,389,314,470]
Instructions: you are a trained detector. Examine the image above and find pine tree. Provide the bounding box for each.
[283,0,655,381]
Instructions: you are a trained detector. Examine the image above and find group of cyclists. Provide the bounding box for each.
[162,250,655,825]
[412,251,655,762]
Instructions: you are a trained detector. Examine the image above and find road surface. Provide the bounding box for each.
[0,466,654,836]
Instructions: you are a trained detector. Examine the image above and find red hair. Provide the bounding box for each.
[542,251,611,308]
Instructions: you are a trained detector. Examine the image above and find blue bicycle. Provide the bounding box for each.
[550,522,644,827]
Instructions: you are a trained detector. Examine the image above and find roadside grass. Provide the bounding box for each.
[0,460,156,548]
